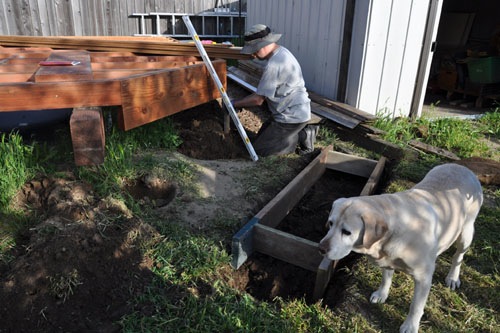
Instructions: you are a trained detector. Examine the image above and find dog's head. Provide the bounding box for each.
[318,197,388,260]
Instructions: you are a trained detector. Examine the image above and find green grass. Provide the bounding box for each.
[0,132,35,210]
[374,110,499,160]
[1,109,499,333]
[77,116,183,199]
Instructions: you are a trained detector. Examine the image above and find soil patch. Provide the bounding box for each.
[1,176,159,333]
[170,99,267,160]
[0,83,369,332]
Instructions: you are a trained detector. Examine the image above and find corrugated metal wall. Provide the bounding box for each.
[246,0,347,100]
[0,0,246,36]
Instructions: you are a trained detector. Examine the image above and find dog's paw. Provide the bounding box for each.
[446,267,461,290]
[445,276,461,290]
[399,320,418,333]
[370,290,388,303]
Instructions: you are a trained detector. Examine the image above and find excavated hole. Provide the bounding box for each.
[123,176,177,208]
[231,169,370,305]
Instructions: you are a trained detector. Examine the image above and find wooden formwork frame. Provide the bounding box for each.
[232,146,386,300]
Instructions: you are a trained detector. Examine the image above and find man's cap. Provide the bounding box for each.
[241,24,282,54]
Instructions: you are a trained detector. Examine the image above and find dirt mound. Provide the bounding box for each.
[1,176,159,332]
[171,100,266,160]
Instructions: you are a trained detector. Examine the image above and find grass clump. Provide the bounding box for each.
[0,133,35,210]
[373,110,498,159]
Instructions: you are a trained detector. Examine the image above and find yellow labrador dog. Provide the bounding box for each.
[318,163,483,333]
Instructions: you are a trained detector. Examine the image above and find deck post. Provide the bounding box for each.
[70,107,105,166]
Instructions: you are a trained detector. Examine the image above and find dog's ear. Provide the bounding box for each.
[361,212,388,249]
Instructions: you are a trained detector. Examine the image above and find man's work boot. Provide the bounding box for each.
[298,124,319,155]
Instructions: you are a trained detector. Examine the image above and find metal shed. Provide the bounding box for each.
[246,0,441,118]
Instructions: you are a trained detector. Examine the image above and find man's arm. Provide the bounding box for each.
[232,93,266,108]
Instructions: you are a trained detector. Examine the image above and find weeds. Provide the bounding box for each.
[48,268,82,303]
[373,110,499,159]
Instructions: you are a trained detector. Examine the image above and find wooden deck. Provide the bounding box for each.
[0,45,226,165]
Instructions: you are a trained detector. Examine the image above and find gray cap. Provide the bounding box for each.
[241,24,282,54]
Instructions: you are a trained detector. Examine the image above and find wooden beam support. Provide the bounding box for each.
[0,80,122,111]
[70,107,105,166]
[118,59,225,131]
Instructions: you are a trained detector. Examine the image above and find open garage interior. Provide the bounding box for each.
[424,0,500,116]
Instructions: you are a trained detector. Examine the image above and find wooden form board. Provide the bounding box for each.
[232,147,387,300]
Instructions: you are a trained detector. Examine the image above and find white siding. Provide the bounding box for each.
[346,0,430,116]
[247,0,346,99]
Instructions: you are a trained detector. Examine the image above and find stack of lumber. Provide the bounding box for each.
[0,35,252,60]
